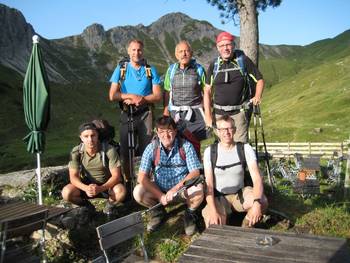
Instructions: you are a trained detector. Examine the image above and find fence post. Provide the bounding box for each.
[309,142,311,155]
[345,140,350,198]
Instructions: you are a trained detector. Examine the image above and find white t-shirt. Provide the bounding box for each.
[203,143,256,194]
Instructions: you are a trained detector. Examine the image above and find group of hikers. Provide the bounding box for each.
[61,31,268,236]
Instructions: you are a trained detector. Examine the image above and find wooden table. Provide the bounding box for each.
[179,225,350,263]
[0,201,71,222]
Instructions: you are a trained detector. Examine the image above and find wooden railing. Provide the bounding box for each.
[257,142,349,158]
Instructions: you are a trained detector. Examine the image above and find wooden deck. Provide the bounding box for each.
[0,201,71,222]
[179,225,350,263]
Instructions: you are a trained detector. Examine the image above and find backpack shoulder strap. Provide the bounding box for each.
[144,61,152,79]
[210,142,218,176]
[168,63,178,90]
[152,137,160,168]
[234,49,246,76]
[193,61,204,86]
[213,57,221,80]
[236,142,247,171]
[119,58,129,81]
[177,136,186,162]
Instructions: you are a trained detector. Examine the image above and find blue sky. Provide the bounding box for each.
[1,0,349,45]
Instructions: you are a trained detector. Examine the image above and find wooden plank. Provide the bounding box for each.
[179,226,350,263]
[96,212,142,238]
[98,221,144,250]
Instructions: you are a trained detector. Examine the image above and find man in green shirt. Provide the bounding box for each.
[62,122,126,212]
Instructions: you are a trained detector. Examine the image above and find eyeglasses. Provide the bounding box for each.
[216,127,235,132]
[217,43,233,49]
[157,129,175,135]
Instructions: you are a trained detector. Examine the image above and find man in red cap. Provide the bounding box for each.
[204,31,264,143]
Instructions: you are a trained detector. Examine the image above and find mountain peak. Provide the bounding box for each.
[82,23,106,50]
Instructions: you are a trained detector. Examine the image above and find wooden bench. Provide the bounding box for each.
[94,211,148,263]
[0,209,49,263]
[179,225,350,263]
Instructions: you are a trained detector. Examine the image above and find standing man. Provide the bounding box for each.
[62,122,126,214]
[201,115,268,228]
[109,39,162,191]
[204,32,264,143]
[133,116,204,236]
[163,40,207,142]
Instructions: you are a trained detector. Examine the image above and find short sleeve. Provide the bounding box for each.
[68,146,80,170]
[183,141,202,172]
[163,67,171,92]
[106,146,121,169]
[203,146,212,170]
[244,144,257,166]
[139,143,154,174]
[205,62,215,86]
[151,66,161,85]
[109,65,121,83]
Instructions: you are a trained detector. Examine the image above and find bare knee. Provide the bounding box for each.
[62,184,80,201]
[133,184,144,204]
[110,183,126,203]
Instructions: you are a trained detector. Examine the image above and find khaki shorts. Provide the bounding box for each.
[202,186,253,221]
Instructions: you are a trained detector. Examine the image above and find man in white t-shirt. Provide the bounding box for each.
[202,115,268,228]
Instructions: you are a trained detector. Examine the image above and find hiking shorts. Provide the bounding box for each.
[215,111,248,143]
[202,186,253,220]
[119,109,153,161]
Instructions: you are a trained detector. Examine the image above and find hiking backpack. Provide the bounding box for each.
[152,128,201,168]
[213,49,257,102]
[209,142,253,187]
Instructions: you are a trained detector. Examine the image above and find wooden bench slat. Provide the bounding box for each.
[98,221,144,250]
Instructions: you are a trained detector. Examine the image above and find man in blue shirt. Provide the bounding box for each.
[133,116,204,236]
[109,39,162,192]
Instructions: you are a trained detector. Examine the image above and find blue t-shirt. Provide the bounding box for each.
[109,63,161,96]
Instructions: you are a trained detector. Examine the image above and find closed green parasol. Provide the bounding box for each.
[23,35,50,205]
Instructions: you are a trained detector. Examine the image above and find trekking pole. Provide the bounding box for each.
[128,105,136,194]
[144,175,205,214]
[254,105,274,192]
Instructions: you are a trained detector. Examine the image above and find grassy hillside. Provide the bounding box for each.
[261,54,350,142]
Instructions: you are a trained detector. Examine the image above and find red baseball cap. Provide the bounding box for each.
[216,32,235,43]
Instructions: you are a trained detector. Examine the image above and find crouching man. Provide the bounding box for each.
[62,122,126,214]
[202,115,268,228]
[133,116,204,236]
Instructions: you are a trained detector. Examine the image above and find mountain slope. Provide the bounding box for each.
[0,3,350,173]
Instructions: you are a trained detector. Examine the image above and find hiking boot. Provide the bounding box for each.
[147,206,166,232]
[183,209,198,236]
[104,201,117,217]
[80,199,96,214]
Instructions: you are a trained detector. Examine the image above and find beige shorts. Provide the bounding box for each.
[202,186,253,221]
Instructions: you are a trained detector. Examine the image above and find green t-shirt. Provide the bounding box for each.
[68,143,121,184]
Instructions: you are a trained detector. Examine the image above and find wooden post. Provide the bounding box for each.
[345,139,350,198]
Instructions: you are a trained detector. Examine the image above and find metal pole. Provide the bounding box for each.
[344,149,350,198]
[255,105,274,192]
[36,152,43,205]
[128,105,135,193]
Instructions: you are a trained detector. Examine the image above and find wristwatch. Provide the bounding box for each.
[253,198,262,205]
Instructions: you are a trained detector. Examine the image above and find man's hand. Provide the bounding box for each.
[125,94,145,106]
[208,210,223,226]
[85,184,102,198]
[251,96,261,106]
[247,202,262,227]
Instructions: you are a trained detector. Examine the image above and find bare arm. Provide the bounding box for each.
[69,168,88,192]
[163,91,170,116]
[246,161,264,226]
[252,79,264,105]
[203,84,213,127]
[204,166,223,226]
